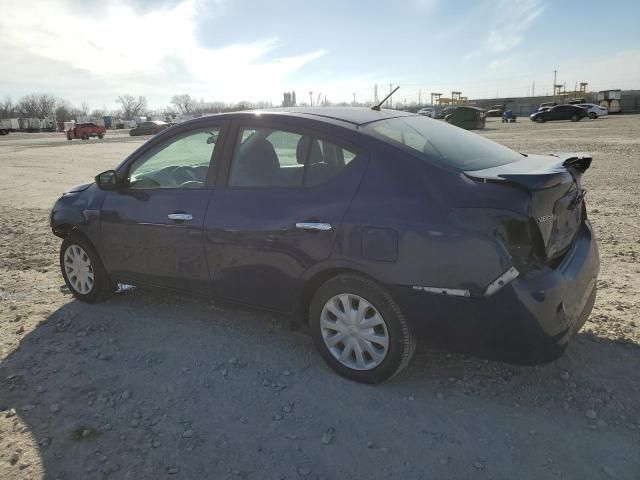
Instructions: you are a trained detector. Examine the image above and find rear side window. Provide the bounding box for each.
[228,127,357,187]
[365,116,521,171]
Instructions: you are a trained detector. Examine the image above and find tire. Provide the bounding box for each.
[589,112,597,119]
[309,274,416,384]
[98,133,104,139]
[67,135,72,141]
[535,116,545,123]
[81,133,89,140]
[571,114,579,122]
[60,233,115,303]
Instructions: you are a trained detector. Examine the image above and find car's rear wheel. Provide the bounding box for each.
[81,133,89,140]
[98,133,104,139]
[588,112,597,119]
[535,116,545,123]
[309,274,416,383]
[571,114,579,122]
[60,234,115,303]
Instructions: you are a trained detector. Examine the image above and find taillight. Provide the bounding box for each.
[496,218,541,272]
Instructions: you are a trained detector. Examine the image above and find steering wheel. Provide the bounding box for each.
[170,166,198,186]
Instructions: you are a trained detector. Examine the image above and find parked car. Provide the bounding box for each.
[577,103,608,119]
[529,105,588,123]
[501,110,517,122]
[129,120,169,136]
[417,107,435,118]
[50,108,599,383]
[486,108,504,117]
[444,106,486,129]
[439,105,457,119]
[66,122,106,140]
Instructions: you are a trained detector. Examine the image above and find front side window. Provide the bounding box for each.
[365,116,521,171]
[128,128,220,189]
[228,127,357,188]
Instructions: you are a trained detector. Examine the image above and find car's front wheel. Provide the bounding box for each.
[60,234,115,303]
[535,116,545,123]
[309,274,416,383]
[588,112,597,119]
[571,114,580,122]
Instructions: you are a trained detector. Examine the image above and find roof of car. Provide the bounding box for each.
[258,107,415,126]
[172,107,417,131]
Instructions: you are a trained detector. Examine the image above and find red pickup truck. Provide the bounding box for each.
[66,123,106,141]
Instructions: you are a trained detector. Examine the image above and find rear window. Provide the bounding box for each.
[364,116,521,171]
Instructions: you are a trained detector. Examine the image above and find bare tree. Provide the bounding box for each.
[55,98,74,122]
[115,95,147,119]
[0,97,16,118]
[170,94,194,114]
[17,93,57,118]
[81,101,90,115]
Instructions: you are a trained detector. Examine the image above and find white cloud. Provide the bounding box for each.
[463,0,545,61]
[0,0,326,107]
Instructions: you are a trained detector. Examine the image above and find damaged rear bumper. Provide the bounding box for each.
[391,221,600,364]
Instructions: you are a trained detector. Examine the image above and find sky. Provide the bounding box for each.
[0,0,639,110]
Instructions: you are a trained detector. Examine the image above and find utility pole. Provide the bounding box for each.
[309,91,313,106]
[532,80,535,97]
[388,84,393,108]
[553,70,557,101]
[374,84,379,104]
[418,89,422,106]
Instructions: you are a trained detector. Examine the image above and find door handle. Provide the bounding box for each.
[295,222,332,231]
[168,213,193,221]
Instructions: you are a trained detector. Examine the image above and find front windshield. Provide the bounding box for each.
[365,116,522,171]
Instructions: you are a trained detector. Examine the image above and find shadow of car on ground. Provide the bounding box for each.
[1,290,639,479]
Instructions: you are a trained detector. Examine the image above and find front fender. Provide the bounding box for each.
[50,184,105,245]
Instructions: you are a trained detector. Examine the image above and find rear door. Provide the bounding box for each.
[204,119,368,311]
[100,123,227,293]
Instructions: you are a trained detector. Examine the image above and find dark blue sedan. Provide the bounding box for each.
[51,108,599,383]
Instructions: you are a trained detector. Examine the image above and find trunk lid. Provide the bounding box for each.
[465,153,591,261]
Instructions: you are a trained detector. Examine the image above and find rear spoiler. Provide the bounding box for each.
[562,155,592,173]
[464,153,592,190]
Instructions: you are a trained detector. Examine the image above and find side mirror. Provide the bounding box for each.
[95,170,119,190]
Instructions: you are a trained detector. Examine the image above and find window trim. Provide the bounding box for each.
[119,123,227,192]
[220,119,363,191]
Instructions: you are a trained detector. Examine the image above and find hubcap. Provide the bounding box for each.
[63,244,94,295]
[320,294,389,371]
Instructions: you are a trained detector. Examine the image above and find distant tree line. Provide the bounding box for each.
[0,92,276,123]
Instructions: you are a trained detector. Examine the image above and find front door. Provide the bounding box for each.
[100,126,225,294]
[204,121,368,311]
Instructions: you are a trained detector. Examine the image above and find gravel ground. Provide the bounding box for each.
[0,117,639,479]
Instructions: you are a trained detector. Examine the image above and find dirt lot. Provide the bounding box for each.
[0,116,639,479]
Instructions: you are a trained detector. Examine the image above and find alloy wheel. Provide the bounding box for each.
[63,244,94,294]
[320,294,389,371]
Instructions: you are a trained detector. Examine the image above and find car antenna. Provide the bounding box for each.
[371,86,400,111]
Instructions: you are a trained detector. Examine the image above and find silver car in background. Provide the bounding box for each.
[578,103,609,119]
